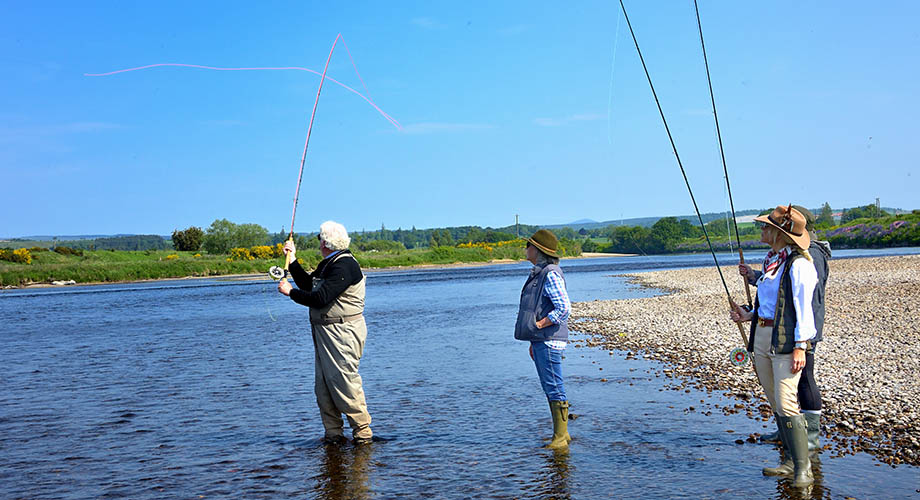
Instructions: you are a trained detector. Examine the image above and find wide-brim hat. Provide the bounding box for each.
[527,229,559,257]
[754,204,811,250]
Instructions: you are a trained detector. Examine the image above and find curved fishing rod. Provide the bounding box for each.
[692,0,752,308]
[270,33,346,281]
[617,0,748,346]
[288,34,341,242]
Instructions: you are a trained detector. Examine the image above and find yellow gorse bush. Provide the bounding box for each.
[166,254,179,261]
[228,247,254,261]
[250,245,274,259]
[193,253,202,258]
[273,243,285,258]
[11,248,32,264]
[456,239,525,251]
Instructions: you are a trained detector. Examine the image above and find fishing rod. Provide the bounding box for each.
[692,0,752,309]
[269,33,344,281]
[617,0,749,351]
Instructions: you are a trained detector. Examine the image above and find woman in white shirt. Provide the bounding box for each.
[731,204,817,488]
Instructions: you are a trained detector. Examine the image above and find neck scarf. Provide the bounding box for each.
[762,247,789,279]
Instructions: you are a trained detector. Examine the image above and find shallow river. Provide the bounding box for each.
[2,250,918,499]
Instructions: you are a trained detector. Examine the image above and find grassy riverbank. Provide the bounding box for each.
[0,240,568,287]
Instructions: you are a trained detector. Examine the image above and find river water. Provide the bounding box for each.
[2,249,919,499]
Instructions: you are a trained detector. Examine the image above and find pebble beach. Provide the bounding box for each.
[571,254,920,467]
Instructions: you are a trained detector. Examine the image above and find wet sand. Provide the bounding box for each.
[571,254,920,466]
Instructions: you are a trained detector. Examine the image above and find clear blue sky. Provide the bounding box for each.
[2,1,918,237]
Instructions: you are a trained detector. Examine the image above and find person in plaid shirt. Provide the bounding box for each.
[514,229,572,449]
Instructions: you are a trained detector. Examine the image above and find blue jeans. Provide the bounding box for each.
[531,341,567,401]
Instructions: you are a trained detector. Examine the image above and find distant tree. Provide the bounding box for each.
[555,227,578,240]
[233,223,270,248]
[172,226,204,251]
[203,219,236,254]
[650,217,682,253]
[582,238,598,252]
[466,227,486,243]
[679,218,702,238]
[703,218,730,237]
[92,235,167,251]
[439,229,454,246]
[816,202,834,229]
[483,229,515,243]
[841,204,888,223]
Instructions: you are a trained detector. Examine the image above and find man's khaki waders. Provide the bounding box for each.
[310,255,372,440]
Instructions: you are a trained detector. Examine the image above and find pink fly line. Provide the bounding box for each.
[86,34,400,236]
[85,62,401,131]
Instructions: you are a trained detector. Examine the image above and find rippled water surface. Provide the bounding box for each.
[2,252,918,499]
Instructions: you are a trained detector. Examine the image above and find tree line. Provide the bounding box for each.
[8,202,897,255]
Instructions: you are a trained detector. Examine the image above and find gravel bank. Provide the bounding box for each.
[571,254,920,467]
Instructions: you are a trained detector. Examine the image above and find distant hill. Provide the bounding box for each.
[540,209,766,231]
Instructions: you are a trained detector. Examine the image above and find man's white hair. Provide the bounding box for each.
[319,221,351,251]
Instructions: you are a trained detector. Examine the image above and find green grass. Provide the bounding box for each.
[0,250,286,287]
[0,245,536,287]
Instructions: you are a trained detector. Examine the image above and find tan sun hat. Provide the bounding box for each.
[754,204,811,250]
[527,229,559,257]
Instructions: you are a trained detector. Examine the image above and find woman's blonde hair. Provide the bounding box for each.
[766,226,812,262]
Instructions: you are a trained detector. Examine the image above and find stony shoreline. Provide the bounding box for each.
[571,254,920,467]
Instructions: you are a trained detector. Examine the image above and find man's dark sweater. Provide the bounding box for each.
[288,250,363,309]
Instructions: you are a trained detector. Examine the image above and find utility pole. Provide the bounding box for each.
[875,197,880,218]
[515,214,519,238]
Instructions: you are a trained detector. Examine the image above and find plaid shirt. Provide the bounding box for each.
[543,270,571,325]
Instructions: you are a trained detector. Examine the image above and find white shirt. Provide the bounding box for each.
[755,247,818,342]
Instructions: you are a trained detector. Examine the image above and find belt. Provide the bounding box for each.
[312,313,364,325]
[758,317,774,327]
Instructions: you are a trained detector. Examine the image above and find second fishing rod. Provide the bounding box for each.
[618,0,749,348]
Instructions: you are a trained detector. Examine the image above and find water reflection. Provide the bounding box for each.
[539,448,573,500]
[771,455,829,500]
[314,442,373,500]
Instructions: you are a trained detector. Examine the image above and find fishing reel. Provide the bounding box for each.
[268,266,289,280]
[730,347,750,367]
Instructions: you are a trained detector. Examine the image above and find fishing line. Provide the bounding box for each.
[617,0,748,346]
[85,63,402,130]
[692,0,752,307]
[87,36,400,283]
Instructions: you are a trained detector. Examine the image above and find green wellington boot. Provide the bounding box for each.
[803,412,821,451]
[762,415,793,477]
[546,400,572,449]
[785,414,814,487]
[759,413,782,444]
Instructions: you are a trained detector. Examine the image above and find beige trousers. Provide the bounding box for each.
[312,318,372,440]
[752,324,802,417]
